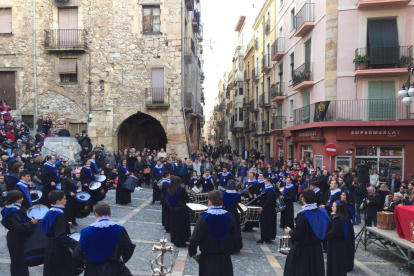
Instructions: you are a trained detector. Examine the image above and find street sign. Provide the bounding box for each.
[325,143,338,156]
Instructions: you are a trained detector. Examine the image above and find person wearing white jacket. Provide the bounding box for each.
[370,169,379,188]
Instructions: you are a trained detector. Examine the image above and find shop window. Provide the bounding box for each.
[336,156,352,170]
[302,145,313,162]
[314,155,323,171]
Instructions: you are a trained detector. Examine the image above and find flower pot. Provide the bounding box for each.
[359,63,367,70]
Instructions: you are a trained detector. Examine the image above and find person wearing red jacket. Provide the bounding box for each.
[6,129,16,142]
[0,100,12,124]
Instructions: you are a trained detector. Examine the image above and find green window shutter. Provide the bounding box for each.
[302,91,310,123]
[368,19,399,65]
[368,81,395,120]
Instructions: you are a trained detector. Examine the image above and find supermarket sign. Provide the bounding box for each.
[337,127,412,141]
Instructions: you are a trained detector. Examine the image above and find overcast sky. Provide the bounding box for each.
[201,0,266,121]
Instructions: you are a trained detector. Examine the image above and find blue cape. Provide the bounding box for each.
[243,180,258,189]
[222,192,240,209]
[44,164,60,178]
[91,161,99,172]
[347,204,355,223]
[167,187,182,208]
[42,211,64,235]
[202,177,213,188]
[83,167,94,180]
[155,166,165,177]
[326,191,342,207]
[8,174,20,183]
[80,224,124,264]
[161,180,170,189]
[283,186,295,195]
[220,172,232,185]
[201,212,233,244]
[1,207,24,228]
[16,183,33,207]
[261,186,277,195]
[299,208,330,241]
[336,216,351,241]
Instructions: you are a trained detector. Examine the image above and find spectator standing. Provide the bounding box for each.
[58,125,71,137]
[365,186,382,226]
[0,100,12,124]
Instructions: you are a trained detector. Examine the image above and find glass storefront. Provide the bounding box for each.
[355,146,404,182]
[302,145,313,162]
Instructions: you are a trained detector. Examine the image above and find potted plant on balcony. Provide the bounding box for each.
[353,55,370,70]
[400,55,411,68]
[315,137,325,143]
[302,69,311,80]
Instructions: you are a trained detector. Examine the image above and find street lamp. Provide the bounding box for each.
[271,104,278,116]
[398,62,414,106]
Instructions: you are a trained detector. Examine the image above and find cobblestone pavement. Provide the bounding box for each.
[0,188,413,276]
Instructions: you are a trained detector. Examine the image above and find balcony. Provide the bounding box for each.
[292,62,314,91]
[252,67,259,82]
[354,46,413,77]
[265,19,270,35]
[259,92,271,108]
[271,37,285,62]
[44,29,86,51]
[184,92,195,113]
[271,82,285,101]
[293,3,315,38]
[262,121,270,133]
[249,99,259,113]
[145,88,170,109]
[292,99,410,126]
[272,116,286,130]
[261,54,272,73]
[184,38,195,63]
[185,0,194,11]
[357,0,411,9]
[194,101,203,117]
[244,97,250,108]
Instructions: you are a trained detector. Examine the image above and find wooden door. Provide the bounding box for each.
[58,8,78,47]
[0,72,16,109]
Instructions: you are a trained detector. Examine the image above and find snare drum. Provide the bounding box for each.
[27,205,49,220]
[89,181,102,200]
[95,174,106,182]
[75,192,91,218]
[30,190,42,203]
[246,206,261,222]
[194,193,209,205]
[186,189,195,202]
[187,203,208,225]
[69,232,81,242]
[278,236,292,254]
[238,203,248,226]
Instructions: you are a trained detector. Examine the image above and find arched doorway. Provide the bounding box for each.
[117,113,167,150]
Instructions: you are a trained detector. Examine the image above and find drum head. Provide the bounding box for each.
[238,203,248,212]
[30,190,42,202]
[27,205,49,220]
[75,192,91,202]
[89,182,101,190]
[96,175,106,182]
[69,232,81,242]
[56,183,62,190]
[187,203,208,211]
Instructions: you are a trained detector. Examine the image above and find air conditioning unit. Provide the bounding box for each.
[55,0,70,3]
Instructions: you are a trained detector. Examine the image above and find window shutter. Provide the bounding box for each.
[368,81,395,120]
[59,59,77,74]
[368,20,399,65]
[0,8,12,33]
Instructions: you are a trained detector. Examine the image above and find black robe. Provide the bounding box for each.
[6,174,19,191]
[151,167,163,203]
[160,181,170,230]
[284,212,325,276]
[43,213,78,276]
[72,228,136,276]
[167,188,191,247]
[4,207,34,276]
[259,188,279,241]
[326,217,348,276]
[41,165,60,207]
[243,182,261,230]
[80,167,94,192]
[280,186,296,229]
[222,191,243,253]
[315,191,324,207]
[116,166,131,205]
[14,184,32,210]
[197,176,215,192]
[189,213,236,276]
[61,178,77,224]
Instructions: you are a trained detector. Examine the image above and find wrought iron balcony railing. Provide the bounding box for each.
[354,46,413,70]
[44,29,86,51]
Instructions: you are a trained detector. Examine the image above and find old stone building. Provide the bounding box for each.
[0,0,204,157]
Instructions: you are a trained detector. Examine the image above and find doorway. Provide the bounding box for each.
[0,72,16,109]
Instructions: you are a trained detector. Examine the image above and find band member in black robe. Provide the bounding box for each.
[257,177,280,243]
[72,202,136,276]
[1,190,38,276]
[6,163,23,191]
[167,176,191,247]
[340,191,355,272]
[61,167,79,226]
[219,167,234,188]
[222,180,243,253]
[189,190,236,276]
[151,161,164,204]
[242,172,261,231]
[41,156,60,207]
[326,201,352,276]
[42,190,78,276]
[310,182,324,207]
[280,177,296,229]
[116,160,132,205]
[284,189,330,276]
[197,170,215,192]
[80,159,95,192]
[160,172,171,230]
[14,171,34,210]
[257,173,266,192]
[322,180,342,216]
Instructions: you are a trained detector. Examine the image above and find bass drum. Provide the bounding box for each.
[75,192,91,218]
[89,181,102,200]
[24,224,48,267]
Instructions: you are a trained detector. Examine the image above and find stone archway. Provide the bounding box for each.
[117,112,167,151]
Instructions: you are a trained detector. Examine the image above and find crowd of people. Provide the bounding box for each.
[1,112,414,276]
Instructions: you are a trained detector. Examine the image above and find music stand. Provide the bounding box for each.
[354,199,367,252]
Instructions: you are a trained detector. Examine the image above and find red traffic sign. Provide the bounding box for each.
[325,143,338,156]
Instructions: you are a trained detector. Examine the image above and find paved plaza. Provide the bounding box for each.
[0,188,412,276]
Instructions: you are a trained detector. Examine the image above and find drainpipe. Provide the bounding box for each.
[182,0,191,157]
[33,0,38,120]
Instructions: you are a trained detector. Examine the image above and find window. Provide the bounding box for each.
[59,59,78,83]
[0,8,12,34]
[239,107,243,121]
[69,123,87,136]
[289,99,294,119]
[239,86,243,96]
[314,155,323,170]
[290,53,295,80]
[336,156,352,170]
[368,81,395,120]
[290,8,295,32]
[302,91,310,123]
[151,68,165,103]
[143,6,160,33]
[21,115,34,130]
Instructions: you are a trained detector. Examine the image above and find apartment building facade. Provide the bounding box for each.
[0,0,204,156]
